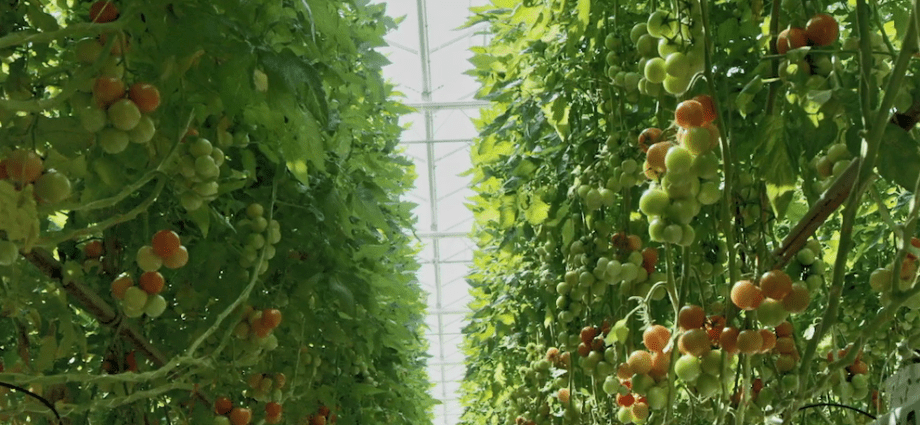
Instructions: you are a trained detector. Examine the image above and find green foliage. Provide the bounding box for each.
[0,0,434,424]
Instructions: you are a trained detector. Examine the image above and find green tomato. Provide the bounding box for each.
[665,146,693,175]
[675,354,701,382]
[194,155,220,179]
[665,52,689,79]
[603,376,620,395]
[796,247,816,265]
[869,268,892,292]
[123,286,149,311]
[647,386,668,409]
[630,23,648,43]
[636,34,658,57]
[663,223,683,245]
[79,106,107,133]
[639,187,670,216]
[75,38,103,63]
[34,171,72,204]
[701,350,722,376]
[188,137,214,157]
[648,217,668,242]
[107,99,142,131]
[644,57,667,84]
[605,33,618,50]
[683,127,712,155]
[757,298,789,327]
[98,128,130,154]
[129,115,156,144]
[144,294,167,318]
[698,181,721,205]
[657,38,681,58]
[647,11,677,39]
[663,73,692,95]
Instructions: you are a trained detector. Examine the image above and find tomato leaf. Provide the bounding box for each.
[877,123,920,191]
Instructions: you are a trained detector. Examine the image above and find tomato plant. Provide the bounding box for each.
[461,0,920,424]
[0,0,432,424]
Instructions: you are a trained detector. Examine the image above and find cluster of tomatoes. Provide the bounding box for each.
[730,269,810,325]
[307,405,338,425]
[775,14,840,83]
[109,230,188,318]
[234,306,283,341]
[638,95,721,247]
[776,13,839,54]
[0,150,72,205]
[76,1,162,154]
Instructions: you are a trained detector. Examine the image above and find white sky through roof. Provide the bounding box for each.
[375,0,491,424]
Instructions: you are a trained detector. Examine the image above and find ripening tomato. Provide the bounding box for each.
[215,397,233,415]
[129,83,161,113]
[674,100,705,128]
[89,1,119,23]
[6,150,43,184]
[806,14,839,46]
[777,27,807,54]
[151,230,181,259]
[92,76,125,108]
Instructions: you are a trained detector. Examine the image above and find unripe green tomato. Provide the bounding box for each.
[630,23,648,43]
[636,34,658,57]
[782,374,799,391]
[188,137,214,157]
[107,99,142,131]
[665,146,693,175]
[648,217,668,242]
[75,38,103,63]
[657,38,680,58]
[757,298,790,327]
[628,250,644,266]
[559,310,574,323]
[663,224,683,245]
[34,171,72,204]
[606,51,618,67]
[675,354,701,382]
[647,10,677,38]
[639,187,670,216]
[180,191,203,211]
[644,57,667,84]
[617,407,633,423]
[98,128,130,154]
[129,115,156,144]
[638,78,662,97]
[647,386,668,409]
[678,223,695,246]
[602,375,620,395]
[701,350,722,376]
[144,294,167,317]
[631,373,655,394]
[123,286,149,311]
[193,181,219,197]
[620,263,639,283]
[663,73,691,95]
[869,268,892,292]
[796,247,816,265]
[698,181,721,205]
[195,155,219,179]
[605,33,618,50]
[79,106,107,132]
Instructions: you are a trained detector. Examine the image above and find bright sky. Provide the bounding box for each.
[376,0,491,424]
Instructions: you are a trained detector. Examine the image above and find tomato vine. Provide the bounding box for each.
[0,1,434,424]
